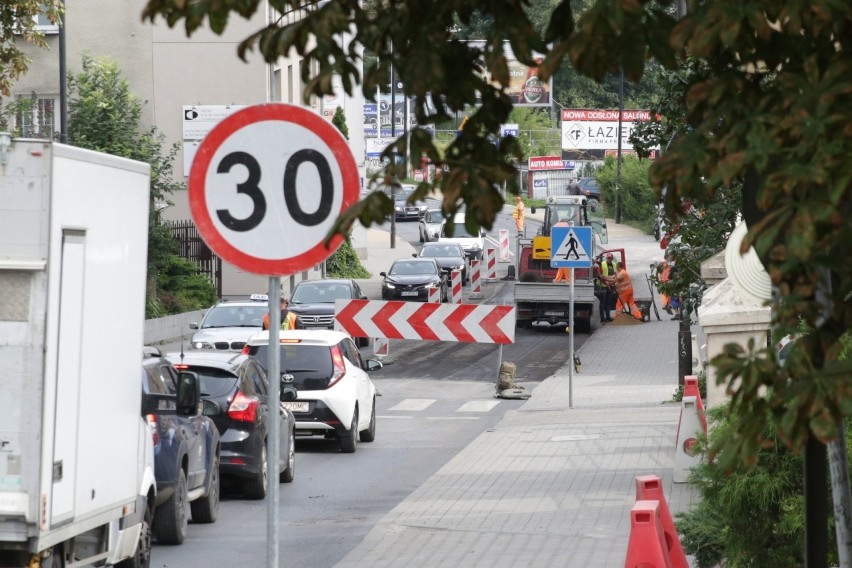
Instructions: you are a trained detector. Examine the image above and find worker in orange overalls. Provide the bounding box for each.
[263,295,298,330]
[609,262,644,320]
[513,195,525,235]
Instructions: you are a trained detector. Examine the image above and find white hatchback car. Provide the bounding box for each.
[244,330,381,453]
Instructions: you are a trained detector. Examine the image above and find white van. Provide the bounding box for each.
[439,212,486,261]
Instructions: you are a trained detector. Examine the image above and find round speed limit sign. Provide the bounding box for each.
[188,104,359,275]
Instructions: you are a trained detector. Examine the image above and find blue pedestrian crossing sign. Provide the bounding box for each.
[550,226,593,268]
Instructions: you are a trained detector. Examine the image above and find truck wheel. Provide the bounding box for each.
[190,452,219,524]
[153,469,188,545]
[244,445,268,499]
[340,407,359,453]
[280,428,296,483]
[587,198,600,211]
[117,498,153,568]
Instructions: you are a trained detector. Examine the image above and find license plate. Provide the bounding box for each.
[544,311,565,316]
[401,291,419,297]
[281,401,309,412]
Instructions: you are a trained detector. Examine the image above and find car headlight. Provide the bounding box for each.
[395,206,403,211]
[191,341,213,349]
[383,282,396,289]
[425,281,439,288]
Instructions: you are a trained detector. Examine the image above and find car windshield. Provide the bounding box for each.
[424,211,441,223]
[550,204,585,226]
[390,261,437,276]
[189,366,240,398]
[442,222,476,238]
[420,244,462,258]
[290,282,353,304]
[201,305,266,328]
[249,344,333,390]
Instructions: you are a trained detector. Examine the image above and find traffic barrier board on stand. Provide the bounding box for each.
[499,229,510,262]
[634,475,689,568]
[625,500,674,568]
[428,286,441,303]
[484,248,497,280]
[334,300,515,344]
[373,337,389,357]
[683,375,707,433]
[674,396,703,483]
[451,269,462,304]
[469,260,482,299]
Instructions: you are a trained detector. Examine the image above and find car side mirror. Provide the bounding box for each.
[379,271,387,277]
[280,385,298,402]
[176,371,201,416]
[412,253,417,258]
[189,322,199,330]
[366,359,383,372]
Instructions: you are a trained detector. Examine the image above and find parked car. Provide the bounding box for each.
[415,241,468,283]
[380,258,448,302]
[189,294,269,352]
[166,352,296,499]
[245,330,382,453]
[439,212,486,261]
[383,183,428,221]
[142,348,221,545]
[418,208,444,242]
[576,177,601,210]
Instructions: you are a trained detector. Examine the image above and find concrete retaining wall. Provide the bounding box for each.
[144,310,204,345]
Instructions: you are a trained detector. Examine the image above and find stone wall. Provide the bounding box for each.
[144,310,204,346]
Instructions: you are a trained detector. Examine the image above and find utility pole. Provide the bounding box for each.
[58,7,67,143]
[615,66,624,224]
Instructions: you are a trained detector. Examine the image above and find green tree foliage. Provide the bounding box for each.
[66,55,214,316]
[594,155,655,225]
[332,106,349,140]
[141,0,852,473]
[155,255,218,314]
[325,238,370,279]
[0,1,62,96]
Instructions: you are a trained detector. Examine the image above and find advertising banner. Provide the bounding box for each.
[560,109,653,152]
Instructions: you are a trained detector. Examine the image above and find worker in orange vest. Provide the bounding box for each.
[609,262,644,320]
[263,295,298,330]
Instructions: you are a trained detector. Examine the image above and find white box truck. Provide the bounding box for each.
[0,139,155,567]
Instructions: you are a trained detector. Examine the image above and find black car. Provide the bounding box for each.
[415,242,468,283]
[166,352,296,500]
[383,184,428,220]
[576,177,601,210]
[380,258,448,302]
[142,348,221,545]
[288,279,369,346]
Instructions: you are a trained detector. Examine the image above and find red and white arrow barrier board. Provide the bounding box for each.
[334,299,515,344]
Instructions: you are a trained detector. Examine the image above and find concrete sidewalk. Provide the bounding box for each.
[335,222,699,568]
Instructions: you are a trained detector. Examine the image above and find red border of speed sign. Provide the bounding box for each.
[188,103,359,276]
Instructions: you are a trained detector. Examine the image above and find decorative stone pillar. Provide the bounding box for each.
[697,277,771,409]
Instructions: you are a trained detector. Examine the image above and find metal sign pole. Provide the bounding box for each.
[267,277,281,568]
[568,268,574,408]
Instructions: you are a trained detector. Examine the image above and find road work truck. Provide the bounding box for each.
[0,139,156,567]
[513,195,611,332]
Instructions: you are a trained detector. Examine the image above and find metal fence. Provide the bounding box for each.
[168,220,222,298]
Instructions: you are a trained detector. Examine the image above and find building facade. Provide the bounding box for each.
[11,1,366,297]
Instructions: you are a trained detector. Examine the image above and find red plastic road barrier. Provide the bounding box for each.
[683,375,707,433]
[484,248,497,280]
[334,299,515,344]
[634,476,689,568]
[451,269,462,304]
[625,500,673,568]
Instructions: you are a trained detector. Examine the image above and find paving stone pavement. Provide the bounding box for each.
[335,220,700,568]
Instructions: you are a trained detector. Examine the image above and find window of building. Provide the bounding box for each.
[14,95,57,139]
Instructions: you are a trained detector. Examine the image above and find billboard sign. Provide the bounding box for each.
[560,109,653,151]
[466,41,552,107]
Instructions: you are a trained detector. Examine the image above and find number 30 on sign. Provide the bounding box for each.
[188,103,359,276]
